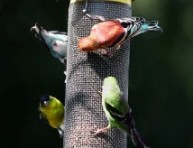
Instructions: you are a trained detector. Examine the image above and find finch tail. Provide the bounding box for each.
[127,108,150,148]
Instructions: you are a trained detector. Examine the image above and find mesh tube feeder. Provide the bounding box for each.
[64,0,131,147]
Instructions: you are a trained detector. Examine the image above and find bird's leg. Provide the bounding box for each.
[93,126,109,136]
[93,124,111,136]
[92,91,102,99]
[58,128,64,138]
[64,70,67,83]
[97,91,102,96]
[105,45,121,57]
[99,49,112,57]
[86,13,106,22]
[115,44,121,49]
[83,0,88,13]
[83,0,106,23]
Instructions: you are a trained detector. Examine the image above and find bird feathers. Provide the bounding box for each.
[39,95,64,137]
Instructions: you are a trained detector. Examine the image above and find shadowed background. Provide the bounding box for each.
[1,0,193,148]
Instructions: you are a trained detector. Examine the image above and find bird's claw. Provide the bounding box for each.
[92,127,108,136]
[97,91,102,96]
[100,49,112,57]
[86,13,105,22]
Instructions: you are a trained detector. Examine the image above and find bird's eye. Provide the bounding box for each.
[53,42,57,46]
[43,101,49,106]
[121,22,129,28]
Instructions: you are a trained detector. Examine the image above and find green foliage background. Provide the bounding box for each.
[1,0,193,147]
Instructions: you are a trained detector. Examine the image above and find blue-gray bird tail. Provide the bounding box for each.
[147,20,163,32]
[30,23,44,34]
[30,23,50,50]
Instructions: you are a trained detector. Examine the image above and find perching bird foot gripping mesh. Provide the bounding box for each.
[64,1,131,147]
